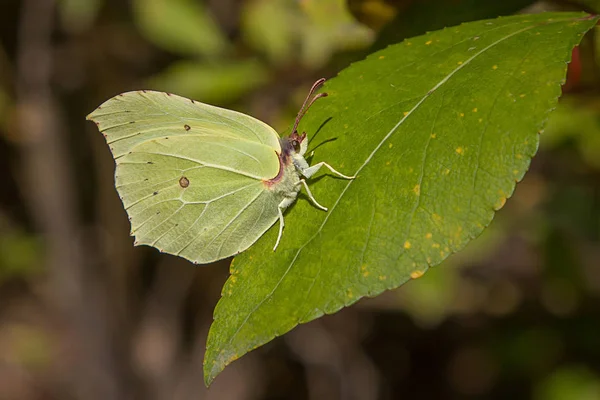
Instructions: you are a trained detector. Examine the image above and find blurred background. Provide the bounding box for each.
[1,0,599,399]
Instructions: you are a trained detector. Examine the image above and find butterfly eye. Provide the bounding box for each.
[291,140,300,152]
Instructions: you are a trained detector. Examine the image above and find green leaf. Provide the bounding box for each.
[204,12,599,384]
[132,0,228,57]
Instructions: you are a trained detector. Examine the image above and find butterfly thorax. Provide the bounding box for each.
[261,135,305,203]
[264,155,300,201]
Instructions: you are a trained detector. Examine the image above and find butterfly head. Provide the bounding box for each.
[289,131,308,155]
[281,78,328,160]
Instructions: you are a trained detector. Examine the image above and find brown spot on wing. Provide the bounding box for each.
[179,176,190,188]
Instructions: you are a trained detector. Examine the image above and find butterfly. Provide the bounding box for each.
[87,78,354,264]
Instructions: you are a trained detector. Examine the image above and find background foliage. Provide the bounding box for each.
[1,0,600,399]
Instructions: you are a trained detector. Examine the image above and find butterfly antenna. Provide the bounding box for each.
[292,78,328,134]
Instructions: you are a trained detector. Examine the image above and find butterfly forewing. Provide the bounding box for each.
[88,91,285,263]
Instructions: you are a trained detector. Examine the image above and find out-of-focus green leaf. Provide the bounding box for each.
[58,0,102,33]
[242,0,373,68]
[0,232,42,281]
[300,0,374,67]
[204,13,599,385]
[146,59,268,105]
[348,0,399,31]
[372,0,536,51]
[395,263,458,327]
[535,365,600,400]
[543,98,600,169]
[241,0,297,65]
[132,0,228,56]
[499,328,563,374]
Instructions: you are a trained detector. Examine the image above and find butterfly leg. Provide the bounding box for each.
[299,179,327,211]
[301,162,356,180]
[273,197,296,251]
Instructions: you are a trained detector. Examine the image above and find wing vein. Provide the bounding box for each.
[126,151,266,180]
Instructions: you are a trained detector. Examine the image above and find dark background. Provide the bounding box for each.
[1,0,599,399]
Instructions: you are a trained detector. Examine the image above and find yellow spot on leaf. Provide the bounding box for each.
[361,265,369,277]
[230,276,237,283]
[406,41,412,46]
[457,61,463,65]
[389,143,393,149]
[425,40,432,45]
[456,147,464,155]
[443,169,450,175]
[347,289,353,298]
[516,154,523,159]
[432,243,440,248]
[459,112,465,117]
[410,270,425,279]
[425,232,432,239]
[513,169,519,175]
[492,65,498,70]
[478,118,483,123]
[386,161,391,166]
[520,94,526,98]
[413,184,420,195]
[379,55,385,59]
[228,354,239,363]
[403,111,409,116]
[496,196,507,209]
[521,71,526,74]
[431,133,436,139]
[344,124,349,128]
[379,275,387,281]
[404,241,411,249]
[433,213,442,222]
[473,108,478,112]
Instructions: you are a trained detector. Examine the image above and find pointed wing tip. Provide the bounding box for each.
[86,108,100,122]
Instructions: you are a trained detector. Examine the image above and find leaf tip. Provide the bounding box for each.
[202,351,226,387]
